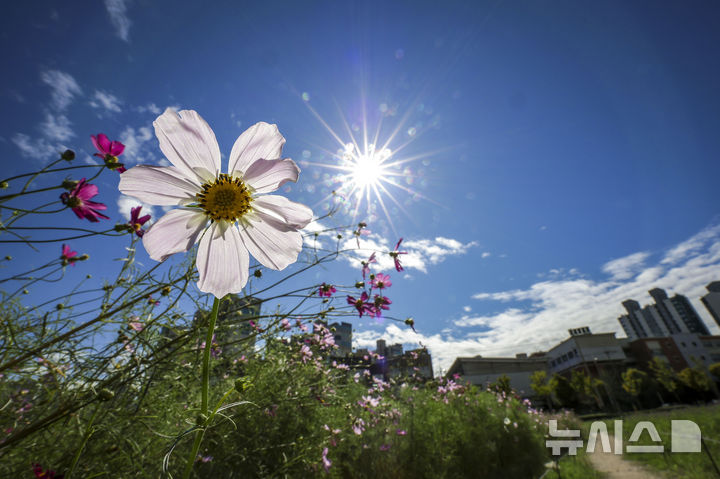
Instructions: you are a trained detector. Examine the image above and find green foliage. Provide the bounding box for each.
[621,368,648,398]
[678,367,712,393]
[649,357,679,395]
[549,374,575,408]
[709,362,720,379]
[488,374,512,396]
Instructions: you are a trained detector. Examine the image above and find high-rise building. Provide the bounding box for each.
[329,321,352,356]
[701,281,720,327]
[196,294,259,357]
[617,288,710,338]
[668,293,710,335]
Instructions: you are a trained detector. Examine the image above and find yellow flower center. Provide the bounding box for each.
[197,174,253,222]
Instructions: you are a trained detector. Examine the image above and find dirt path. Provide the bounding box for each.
[586,435,663,479]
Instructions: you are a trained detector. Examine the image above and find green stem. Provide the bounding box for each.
[67,402,102,478]
[181,296,220,479]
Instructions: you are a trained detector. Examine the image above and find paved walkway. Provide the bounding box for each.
[586,435,662,479]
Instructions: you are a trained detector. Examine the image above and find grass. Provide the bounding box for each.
[592,404,720,479]
[542,449,606,479]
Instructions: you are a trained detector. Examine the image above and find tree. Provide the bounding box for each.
[530,370,554,408]
[678,367,712,401]
[621,368,648,409]
[709,362,720,379]
[570,370,604,409]
[549,374,575,408]
[648,357,679,402]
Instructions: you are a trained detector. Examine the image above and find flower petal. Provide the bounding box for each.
[238,214,303,270]
[109,141,125,156]
[228,122,285,177]
[93,134,111,154]
[153,109,221,182]
[243,158,300,194]
[119,165,200,205]
[252,195,313,229]
[196,223,249,298]
[142,209,207,262]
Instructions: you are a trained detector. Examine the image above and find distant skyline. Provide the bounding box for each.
[1,0,719,374]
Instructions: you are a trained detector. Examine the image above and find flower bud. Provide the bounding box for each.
[0,181,8,189]
[404,318,415,328]
[355,281,365,289]
[253,269,262,278]
[61,149,75,162]
[86,274,92,279]
[336,234,342,239]
[56,303,64,310]
[4,255,11,260]
[114,223,129,233]
[62,179,79,190]
[23,289,29,294]
[98,388,114,401]
[77,254,89,261]
[161,286,172,296]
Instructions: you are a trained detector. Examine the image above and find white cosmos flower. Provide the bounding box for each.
[119,109,313,298]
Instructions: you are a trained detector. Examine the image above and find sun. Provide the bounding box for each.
[346,143,392,189]
[299,95,438,232]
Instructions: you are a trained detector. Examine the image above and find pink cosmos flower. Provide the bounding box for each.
[396,429,407,436]
[280,318,291,331]
[60,244,78,266]
[60,178,109,222]
[321,447,332,473]
[119,109,313,299]
[361,252,376,280]
[129,317,144,332]
[318,283,336,297]
[92,133,126,173]
[128,206,151,237]
[389,238,407,272]
[370,273,391,290]
[347,292,375,317]
[379,444,391,451]
[300,344,313,363]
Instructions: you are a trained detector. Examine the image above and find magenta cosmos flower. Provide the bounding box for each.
[119,109,313,298]
[92,133,126,172]
[128,205,151,237]
[60,244,77,266]
[347,292,375,317]
[389,238,407,272]
[60,178,109,222]
[318,283,336,297]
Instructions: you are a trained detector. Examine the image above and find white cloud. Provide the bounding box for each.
[662,223,720,265]
[119,126,155,165]
[481,252,491,258]
[602,251,650,280]
[463,305,471,312]
[357,223,720,374]
[134,103,161,115]
[340,235,477,274]
[40,113,74,142]
[90,90,122,113]
[12,133,65,161]
[40,70,81,111]
[116,195,156,222]
[104,0,132,42]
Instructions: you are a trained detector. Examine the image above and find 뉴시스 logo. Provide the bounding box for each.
[546,419,702,455]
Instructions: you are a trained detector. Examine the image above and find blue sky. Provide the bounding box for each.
[2,1,719,373]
